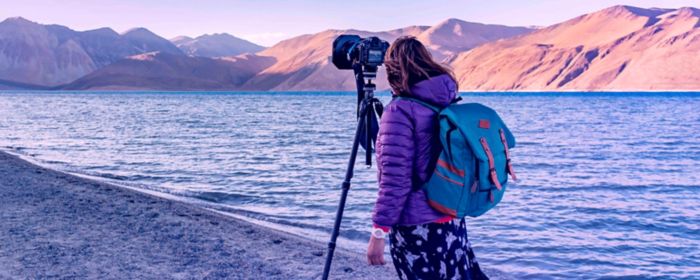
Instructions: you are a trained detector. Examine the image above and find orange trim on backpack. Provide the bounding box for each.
[437,159,465,177]
[435,170,464,186]
[434,216,454,224]
[428,200,458,217]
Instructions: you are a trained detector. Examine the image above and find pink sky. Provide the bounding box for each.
[1,0,698,46]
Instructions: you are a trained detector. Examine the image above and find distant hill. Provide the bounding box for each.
[120,27,183,55]
[449,6,700,90]
[62,52,275,90]
[416,18,533,61]
[172,33,265,57]
[0,17,182,86]
[170,36,194,45]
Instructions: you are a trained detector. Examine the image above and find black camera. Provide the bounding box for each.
[332,35,390,70]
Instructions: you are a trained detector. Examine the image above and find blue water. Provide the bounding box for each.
[0,91,699,279]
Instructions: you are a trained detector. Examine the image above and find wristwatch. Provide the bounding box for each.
[371,227,387,239]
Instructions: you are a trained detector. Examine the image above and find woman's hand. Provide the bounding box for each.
[367,235,386,265]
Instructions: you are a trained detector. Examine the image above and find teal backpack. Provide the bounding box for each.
[397,97,517,218]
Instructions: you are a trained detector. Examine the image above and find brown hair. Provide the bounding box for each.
[384,36,457,96]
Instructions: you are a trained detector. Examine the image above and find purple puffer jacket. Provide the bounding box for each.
[372,74,457,228]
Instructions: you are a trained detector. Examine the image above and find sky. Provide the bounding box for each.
[2,0,699,46]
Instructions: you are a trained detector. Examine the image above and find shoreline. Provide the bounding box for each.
[0,151,396,279]
[2,147,368,253]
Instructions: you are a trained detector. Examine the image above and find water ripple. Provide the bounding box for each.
[0,91,699,279]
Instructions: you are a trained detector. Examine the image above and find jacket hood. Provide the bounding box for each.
[408,74,457,107]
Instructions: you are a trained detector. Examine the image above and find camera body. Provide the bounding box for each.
[332,35,390,70]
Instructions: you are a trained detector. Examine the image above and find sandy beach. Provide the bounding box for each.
[0,151,397,279]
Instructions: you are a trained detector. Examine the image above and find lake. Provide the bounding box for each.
[0,91,698,279]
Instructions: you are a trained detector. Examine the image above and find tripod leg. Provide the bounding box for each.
[365,105,373,165]
[322,106,368,280]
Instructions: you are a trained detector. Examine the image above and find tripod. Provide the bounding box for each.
[322,63,383,280]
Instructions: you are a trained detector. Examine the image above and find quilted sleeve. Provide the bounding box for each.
[372,100,415,228]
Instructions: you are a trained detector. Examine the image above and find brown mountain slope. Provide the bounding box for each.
[62,52,275,90]
[0,18,96,87]
[242,22,531,91]
[242,27,428,91]
[416,19,533,61]
[450,6,700,90]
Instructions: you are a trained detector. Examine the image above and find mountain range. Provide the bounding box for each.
[1,5,698,91]
[0,17,182,87]
[171,33,265,57]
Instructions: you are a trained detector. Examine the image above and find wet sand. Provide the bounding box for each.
[0,151,396,279]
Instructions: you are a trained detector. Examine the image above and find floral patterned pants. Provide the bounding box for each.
[389,219,489,280]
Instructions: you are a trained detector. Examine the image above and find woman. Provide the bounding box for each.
[367,36,488,280]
